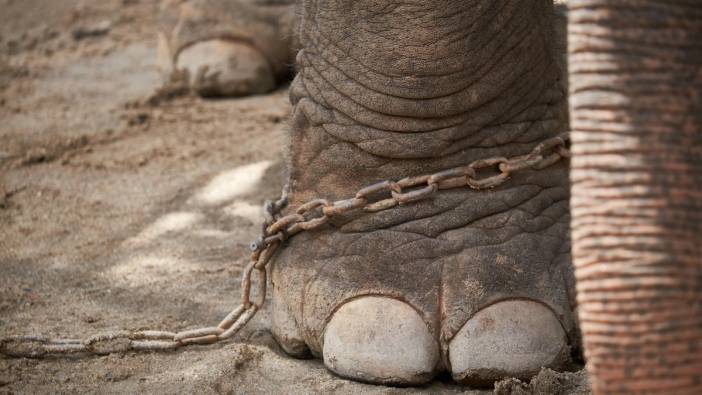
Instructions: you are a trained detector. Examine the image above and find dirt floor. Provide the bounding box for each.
[0,0,589,393]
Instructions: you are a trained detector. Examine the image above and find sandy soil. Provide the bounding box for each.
[0,1,589,393]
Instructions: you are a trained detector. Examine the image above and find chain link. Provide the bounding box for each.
[0,133,570,358]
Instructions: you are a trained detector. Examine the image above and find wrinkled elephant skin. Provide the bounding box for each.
[271,0,576,386]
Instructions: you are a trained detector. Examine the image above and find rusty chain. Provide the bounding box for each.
[0,133,570,358]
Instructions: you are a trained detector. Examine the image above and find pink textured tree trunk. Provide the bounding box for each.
[568,1,702,394]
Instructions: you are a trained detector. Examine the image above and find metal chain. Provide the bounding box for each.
[0,133,570,358]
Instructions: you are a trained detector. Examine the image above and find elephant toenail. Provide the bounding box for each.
[323,296,439,385]
[449,300,568,385]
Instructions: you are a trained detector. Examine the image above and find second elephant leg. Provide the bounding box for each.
[271,0,576,386]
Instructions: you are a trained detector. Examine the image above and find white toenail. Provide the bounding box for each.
[449,300,566,383]
[323,296,438,384]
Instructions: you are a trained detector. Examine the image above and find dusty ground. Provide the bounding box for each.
[0,0,589,393]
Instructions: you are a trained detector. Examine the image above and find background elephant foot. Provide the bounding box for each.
[173,39,275,97]
[156,0,295,97]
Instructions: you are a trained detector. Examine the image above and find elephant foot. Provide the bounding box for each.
[271,62,575,389]
[272,217,574,386]
[271,149,576,386]
[156,0,295,97]
[270,0,576,387]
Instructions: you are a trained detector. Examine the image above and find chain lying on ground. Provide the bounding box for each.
[0,133,570,358]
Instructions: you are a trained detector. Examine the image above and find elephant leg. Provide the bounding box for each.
[569,2,702,394]
[157,0,296,97]
[271,0,576,386]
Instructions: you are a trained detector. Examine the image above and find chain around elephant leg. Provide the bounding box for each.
[0,134,570,358]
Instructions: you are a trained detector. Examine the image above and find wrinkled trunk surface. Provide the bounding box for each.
[569,1,702,394]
